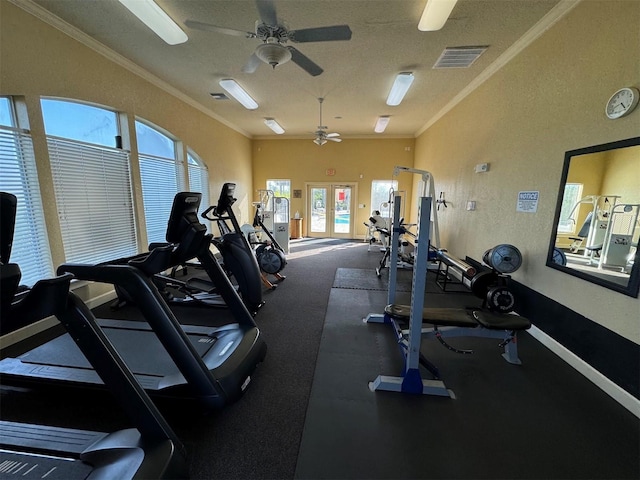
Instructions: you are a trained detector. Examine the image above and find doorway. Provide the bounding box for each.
[306,183,356,239]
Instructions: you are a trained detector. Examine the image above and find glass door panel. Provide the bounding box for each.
[309,187,328,236]
[332,186,352,238]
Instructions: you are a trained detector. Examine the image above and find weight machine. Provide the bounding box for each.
[373,167,441,274]
[364,192,530,397]
[567,195,620,259]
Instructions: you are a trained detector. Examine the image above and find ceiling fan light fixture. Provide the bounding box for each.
[314,137,327,146]
[264,118,285,134]
[374,116,390,133]
[418,0,458,32]
[219,79,259,110]
[386,72,414,106]
[118,0,188,45]
[255,40,292,68]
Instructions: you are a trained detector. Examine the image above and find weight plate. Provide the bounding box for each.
[483,244,522,274]
[470,271,499,299]
[486,286,515,313]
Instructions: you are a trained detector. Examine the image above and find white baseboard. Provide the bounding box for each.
[527,325,640,419]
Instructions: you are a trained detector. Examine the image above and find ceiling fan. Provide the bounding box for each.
[184,0,352,76]
[313,98,341,146]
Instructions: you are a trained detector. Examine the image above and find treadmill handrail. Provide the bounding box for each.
[58,262,227,408]
[58,291,185,454]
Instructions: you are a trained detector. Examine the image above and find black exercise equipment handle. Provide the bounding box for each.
[57,263,226,409]
[201,205,217,221]
[57,291,185,453]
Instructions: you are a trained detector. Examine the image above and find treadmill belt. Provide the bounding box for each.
[18,327,214,377]
[0,451,92,479]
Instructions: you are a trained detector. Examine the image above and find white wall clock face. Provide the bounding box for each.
[605,87,640,119]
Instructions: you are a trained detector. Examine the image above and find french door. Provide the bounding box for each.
[307,183,355,239]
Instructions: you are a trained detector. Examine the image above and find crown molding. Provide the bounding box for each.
[416,0,582,137]
[8,0,252,139]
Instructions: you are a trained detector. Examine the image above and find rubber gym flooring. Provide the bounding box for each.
[294,246,639,479]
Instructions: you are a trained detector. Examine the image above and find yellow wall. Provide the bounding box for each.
[413,0,639,342]
[252,138,415,237]
[601,146,640,203]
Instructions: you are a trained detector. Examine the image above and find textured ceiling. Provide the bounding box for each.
[26,0,562,139]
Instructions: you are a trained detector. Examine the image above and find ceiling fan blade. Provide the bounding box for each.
[184,20,255,38]
[287,47,323,76]
[242,52,262,74]
[255,0,278,26]
[326,133,340,138]
[289,25,352,43]
[327,137,342,142]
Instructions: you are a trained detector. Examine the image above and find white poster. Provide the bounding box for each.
[517,191,539,213]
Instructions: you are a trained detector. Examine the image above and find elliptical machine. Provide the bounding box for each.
[200,183,265,311]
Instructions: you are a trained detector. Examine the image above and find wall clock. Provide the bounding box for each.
[605,87,639,119]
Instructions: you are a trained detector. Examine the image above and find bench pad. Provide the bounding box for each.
[472,310,531,330]
[384,304,531,331]
[384,305,477,328]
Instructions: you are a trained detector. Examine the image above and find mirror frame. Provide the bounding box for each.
[546,136,640,298]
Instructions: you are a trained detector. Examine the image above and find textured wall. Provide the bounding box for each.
[413,0,640,342]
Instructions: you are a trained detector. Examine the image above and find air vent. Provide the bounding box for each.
[210,93,229,100]
[433,46,488,69]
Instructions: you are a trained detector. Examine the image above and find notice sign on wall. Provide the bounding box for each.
[517,191,539,213]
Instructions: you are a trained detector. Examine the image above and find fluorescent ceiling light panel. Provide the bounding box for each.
[118,0,187,45]
[374,116,390,133]
[386,73,414,106]
[418,0,458,32]
[264,118,285,134]
[219,79,259,110]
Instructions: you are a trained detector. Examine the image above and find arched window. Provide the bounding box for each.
[187,149,210,214]
[136,119,186,244]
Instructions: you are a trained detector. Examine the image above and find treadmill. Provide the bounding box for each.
[0,192,266,410]
[0,201,187,478]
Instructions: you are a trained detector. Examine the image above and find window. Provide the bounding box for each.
[42,98,137,264]
[557,183,583,233]
[136,120,186,245]
[371,180,398,218]
[0,97,54,285]
[265,179,290,224]
[266,179,290,199]
[187,150,210,213]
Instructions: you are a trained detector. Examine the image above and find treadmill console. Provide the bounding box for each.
[166,192,202,243]
[215,183,237,215]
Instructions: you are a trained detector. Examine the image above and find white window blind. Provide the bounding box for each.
[47,136,137,264]
[139,153,186,244]
[136,120,185,245]
[187,151,210,211]
[0,128,54,285]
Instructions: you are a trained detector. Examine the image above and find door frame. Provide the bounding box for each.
[305,182,358,239]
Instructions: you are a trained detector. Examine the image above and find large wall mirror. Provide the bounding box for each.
[547,137,640,297]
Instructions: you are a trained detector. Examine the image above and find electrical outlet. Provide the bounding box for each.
[475,163,489,173]
[466,201,476,211]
